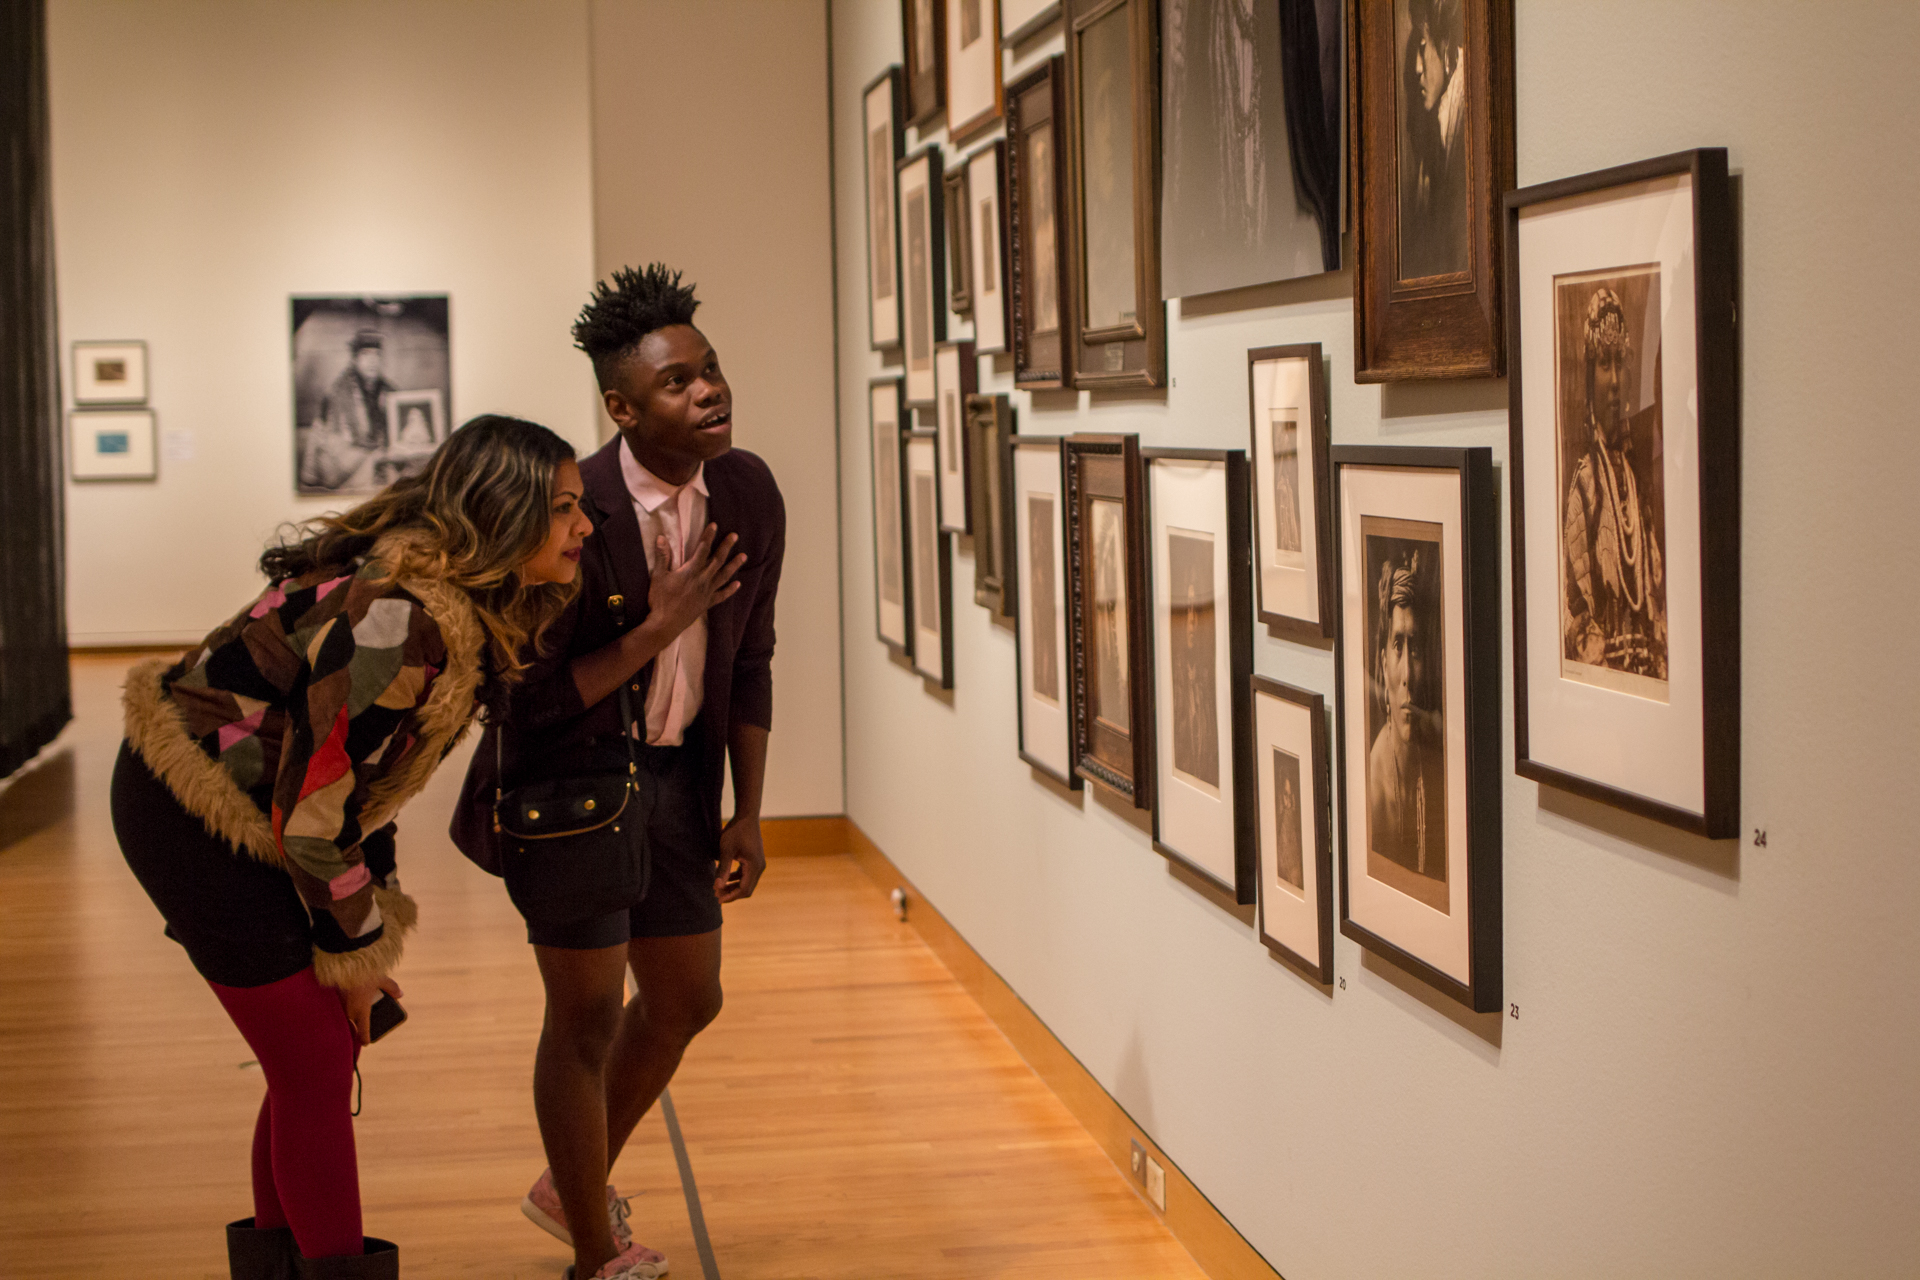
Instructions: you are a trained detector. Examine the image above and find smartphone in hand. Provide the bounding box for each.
[367,992,408,1043]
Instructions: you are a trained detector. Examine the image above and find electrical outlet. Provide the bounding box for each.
[1129,1139,1146,1182]
[1144,1154,1166,1211]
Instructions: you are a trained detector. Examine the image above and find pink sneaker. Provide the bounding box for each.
[521,1168,655,1263]
[562,1242,670,1280]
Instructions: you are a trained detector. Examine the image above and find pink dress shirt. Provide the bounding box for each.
[619,445,708,746]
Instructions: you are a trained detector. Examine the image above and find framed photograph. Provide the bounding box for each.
[1145,448,1255,905]
[71,340,148,405]
[1065,433,1151,807]
[1248,343,1334,641]
[943,164,975,317]
[968,393,1016,617]
[1252,675,1334,986]
[1001,0,1061,45]
[1506,147,1739,837]
[1064,0,1165,389]
[1006,57,1074,390]
[947,0,1005,142]
[292,294,450,496]
[1351,0,1513,381]
[898,147,948,408]
[870,379,913,655]
[902,0,946,128]
[934,341,977,533]
[864,67,907,350]
[906,428,955,688]
[1009,435,1080,788]
[1333,445,1500,1011]
[69,409,157,481]
[1160,0,1344,298]
[966,141,1013,354]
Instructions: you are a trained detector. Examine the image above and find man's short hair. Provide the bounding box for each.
[572,263,701,390]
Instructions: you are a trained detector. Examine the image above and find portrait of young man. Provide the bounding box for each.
[1363,533,1448,910]
[1395,0,1468,280]
[451,264,785,1280]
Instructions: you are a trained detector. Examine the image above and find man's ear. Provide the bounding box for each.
[602,387,633,430]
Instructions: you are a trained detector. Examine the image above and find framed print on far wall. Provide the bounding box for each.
[1009,435,1080,788]
[906,428,955,688]
[72,340,147,404]
[902,0,946,127]
[69,408,157,481]
[1065,433,1151,808]
[934,341,977,534]
[864,67,906,350]
[898,147,948,408]
[968,393,1016,617]
[1248,343,1334,641]
[943,164,975,317]
[1506,147,1739,838]
[870,379,913,656]
[1145,448,1255,906]
[1006,57,1074,390]
[1333,445,1500,1012]
[1065,0,1166,389]
[966,141,1012,354]
[1253,675,1333,986]
[1351,0,1513,381]
[947,0,1004,143]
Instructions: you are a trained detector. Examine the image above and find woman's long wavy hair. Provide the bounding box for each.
[261,414,581,695]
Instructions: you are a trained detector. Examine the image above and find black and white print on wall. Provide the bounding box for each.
[292,295,449,497]
[1248,343,1335,641]
[898,148,948,408]
[907,427,955,688]
[865,68,906,350]
[966,141,1012,354]
[870,379,912,655]
[1010,435,1079,788]
[946,0,1004,142]
[1252,675,1333,985]
[935,341,977,533]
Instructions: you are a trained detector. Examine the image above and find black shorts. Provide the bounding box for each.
[522,735,724,950]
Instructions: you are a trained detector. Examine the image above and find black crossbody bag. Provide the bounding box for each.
[494,534,651,925]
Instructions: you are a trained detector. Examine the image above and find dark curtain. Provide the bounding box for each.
[0,0,71,779]
[1278,0,1342,273]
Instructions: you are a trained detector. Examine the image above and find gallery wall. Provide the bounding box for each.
[831,2,1920,1278]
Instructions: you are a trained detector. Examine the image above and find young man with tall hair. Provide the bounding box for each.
[454,264,784,1280]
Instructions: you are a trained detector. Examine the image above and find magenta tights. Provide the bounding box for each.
[209,968,364,1259]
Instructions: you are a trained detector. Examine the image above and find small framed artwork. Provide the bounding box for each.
[966,140,1012,354]
[1252,675,1334,986]
[69,409,157,481]
[967,392,1016,617]
[1144,448,1255,906]
[864,67,906,351]
[1333,444,1501,1012]
[898,147,948,408]
[1506,147,1739,837]
[1001,0,1060,45]
[906,427,955,688]
[947,0,1005,142]
[1351,0,1513,381]
[870,379,913,655]
[934,341,977,533]
[1065,433,1151,807]
[72,341,148,405]
[388,388,445,447]
[1248,343,1334,641]
[902,0,946,128]
[1064,0,1165,389]
[1009,435,1080,788]
[1006,57,1074,390]
[943,165,974,317]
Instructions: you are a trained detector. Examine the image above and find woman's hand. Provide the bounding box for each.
[647,523,746,640]
[339,975,404,1045]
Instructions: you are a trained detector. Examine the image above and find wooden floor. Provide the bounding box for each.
[0,657,1207,1279]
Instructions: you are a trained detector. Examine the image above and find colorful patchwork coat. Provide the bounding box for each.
[122,533,487,989]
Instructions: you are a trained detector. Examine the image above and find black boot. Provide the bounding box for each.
[293,1236,399,1279]
[226,1217,295,1280]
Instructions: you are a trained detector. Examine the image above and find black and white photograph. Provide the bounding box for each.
[1147,449,1255,904]
[865,68,905,350]
[935,341,976,533]
[1508,148,1739,837]
[1273,748,1303,889]
[1090,498,1130,733]
[1253,675,1332,984]
[1160,0,1343,298]
[1007,59,1072,388]
[898,148,947,407]
[907,428,954,688]
[1010,435,1080,787]
[1066,434,1150,805]
[871,379,912,654]
[903,0,945,126]
[71,340,148,405]
[967,392,1015,617]
[946,0,1004,141]
[966,142,1012,354]
[1248,343,1334,639]
[292,295,449,497]
[1394,0,1467,280]
[1335,445,1500,1011]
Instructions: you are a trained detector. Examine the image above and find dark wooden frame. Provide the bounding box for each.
[1064,433,1152,807]
[863,67,907,352]
[946,0,1006,142]
[1142,447,1255,905]
[968,393,1017,617]
[1504,147,1739,838]
[1247,342,1335,641]
[898,146,949,408]
[934,340,978,534]
[869,378,914,657]
[1332,444,1501,1013]
[1251,675,1334,986]
[964,139,1013,354]
[943,165,974,317]
[1006,57,1075,390]
[906,426,956,689]
[1351,0,1513,381]
[1007,434,1083,789]
[1063,0,1166,389]
[902,0,947,128]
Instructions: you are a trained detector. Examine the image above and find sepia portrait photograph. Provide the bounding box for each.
[865,69,904,350]
[967,392,1015,616]
[935,342,975,533]
[1008,59,1070,388]
[1067,435,1149,805]
[870,380,910,653]
[291,295,449,497]
[903,0,945,125]
[1394,0,1468,280]
[1252,674,1331,983]
[1248,344,1333,639]
[1089,496,1131,733]
[1166,529,1219,790]
[1554,265,1668,698]
[1012,435,1079,788]
[1028,492,1061,703]
[1272,747,1303,890]
[906,429,953,687]
[898,149,946,406]
[1026,121,1062,337]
